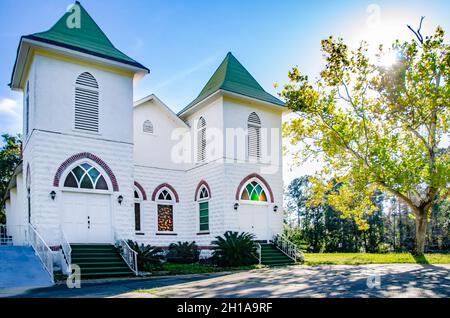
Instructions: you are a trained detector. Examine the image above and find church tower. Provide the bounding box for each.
[9,1,148,245]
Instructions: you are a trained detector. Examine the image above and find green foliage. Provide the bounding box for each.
[282,24,450,255]
[286,177,449,253]
[127,240,165,271]
[211,231,258,267]
[166,241,200,264]
[0,134,21,224]
[303,253,450,265]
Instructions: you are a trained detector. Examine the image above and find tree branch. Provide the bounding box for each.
[407,16,425,45]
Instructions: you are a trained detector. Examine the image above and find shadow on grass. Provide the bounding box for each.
[412,254,430,264]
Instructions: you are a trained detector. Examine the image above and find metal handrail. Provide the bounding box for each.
[27,223,54,282]
[113,229,138,276]
[60,228,72,273]
[256,242,262,265]
[273,234,303,263]
[0,224,12,245]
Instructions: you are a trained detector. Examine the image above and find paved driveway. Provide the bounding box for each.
[6,264,450,298]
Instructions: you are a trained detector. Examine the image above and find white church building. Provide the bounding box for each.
[3,2,288,276]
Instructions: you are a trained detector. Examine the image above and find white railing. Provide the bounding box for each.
[27,223,54,282]
[60,228,72,273]
[256,242,262,265]
[273,234,303,263]
[0,224,12,245]
[114,230,138,276]
[1,225,28,245]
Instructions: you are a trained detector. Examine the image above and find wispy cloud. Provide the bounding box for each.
[152,53,220,91]
[0,98,22,135]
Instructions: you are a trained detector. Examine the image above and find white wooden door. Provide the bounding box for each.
[238,204,269,240]
[62,192,112,243]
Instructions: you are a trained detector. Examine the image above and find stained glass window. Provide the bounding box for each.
[240,181,268,202]
[158,205,173,231]
[63,163,109,190]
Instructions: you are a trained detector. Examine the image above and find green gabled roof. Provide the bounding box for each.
[178,52,284,115]
[23,1,148,71]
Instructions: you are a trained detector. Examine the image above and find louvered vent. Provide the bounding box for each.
[75,72,99,132]
[197,117,206,162]
[248,112,261,158]
[143,120,154,134]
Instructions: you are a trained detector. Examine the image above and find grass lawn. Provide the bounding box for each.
[156,263,260,275]
[303,253,450,265]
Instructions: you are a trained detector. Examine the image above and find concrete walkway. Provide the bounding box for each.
[0,246,54,296]
[137,264,450,298]
[6,264,450,298]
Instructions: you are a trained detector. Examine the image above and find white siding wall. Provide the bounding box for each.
[29,55,133,147]
[7,52,284,249]
[5,174,27,245]
[184,96,224,164]
[18,54,136,247]
[133,99,190,170]
[23,131,134,246]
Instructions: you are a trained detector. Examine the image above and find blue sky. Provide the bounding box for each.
[0,0,449,179]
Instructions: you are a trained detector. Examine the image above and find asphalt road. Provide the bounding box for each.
[5,264,450,298]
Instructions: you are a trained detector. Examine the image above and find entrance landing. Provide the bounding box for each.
[0,246,53,296]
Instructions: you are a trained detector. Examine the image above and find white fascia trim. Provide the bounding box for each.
[177,90,223,118]
[221,90,286,112]
[177,89,286,118]
[11,38,149,90]
[24,38,149,73]
[134,94,189,128]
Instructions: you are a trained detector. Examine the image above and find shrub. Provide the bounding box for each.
[211,231,258,267]
[166,241,200,264]
[127,240,165,271]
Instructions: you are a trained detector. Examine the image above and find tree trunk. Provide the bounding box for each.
[414,209,429,255]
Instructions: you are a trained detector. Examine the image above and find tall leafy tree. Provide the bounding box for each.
[0,134,22,223]
[282,24,449,255]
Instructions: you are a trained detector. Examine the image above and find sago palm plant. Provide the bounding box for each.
[127,240,165,271]
[211,231,258,267]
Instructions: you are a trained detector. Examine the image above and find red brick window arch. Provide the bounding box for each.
[53,152,119,191]
[235,173,274,203]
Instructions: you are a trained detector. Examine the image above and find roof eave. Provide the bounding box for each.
[24,35,149,72]
[3,161,23,203]
[178,89,286,117]
[10,36,149,90]
[221,89,286,110]
[134,94,189,128]
[177,90,223,118]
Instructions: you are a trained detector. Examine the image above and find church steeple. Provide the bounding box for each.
[178,52,284,116]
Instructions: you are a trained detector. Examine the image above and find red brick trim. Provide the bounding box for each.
[151,183,179,203]
[194,179,212,201]
[53,152,119,191]
[134,181,147,200]
[235,173,274,203]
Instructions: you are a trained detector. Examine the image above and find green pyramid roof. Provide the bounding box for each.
[23,1,148,71]
[178,52,284,115]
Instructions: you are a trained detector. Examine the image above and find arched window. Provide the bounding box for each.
[134,188,143,232]
[197,117,206,162]
[156,187,176,232]
[248,112,261,158]
[143,120,154,134]
[75,72,99,133]
[197,185,210,232]
[240,180,268,202]
[63,162,109,190]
